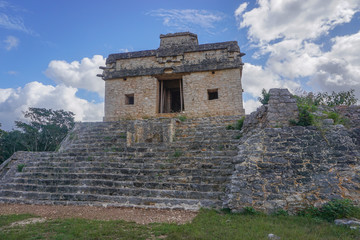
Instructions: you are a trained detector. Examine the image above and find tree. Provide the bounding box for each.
[0,108,75,164]
[15,108,75,152]
[0,130,28,163]
[258,89,270,105]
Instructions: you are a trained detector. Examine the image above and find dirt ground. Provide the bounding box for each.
[0,204,198,224]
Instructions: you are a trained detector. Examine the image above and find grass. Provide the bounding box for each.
[17,164,25,172]
[1,209,360,240]
[173,149,183,158]
[0,214,35,228]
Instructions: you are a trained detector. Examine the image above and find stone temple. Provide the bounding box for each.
[98,32,245,121]
[0,32,359,213]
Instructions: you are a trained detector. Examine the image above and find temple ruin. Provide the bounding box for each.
[98,32,245,121]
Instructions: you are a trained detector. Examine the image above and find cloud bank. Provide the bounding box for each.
[0,55,105,130]
[45,55,105,97]
[236,0,360,113]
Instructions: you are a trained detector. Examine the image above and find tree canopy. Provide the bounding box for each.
[0,108,75,163]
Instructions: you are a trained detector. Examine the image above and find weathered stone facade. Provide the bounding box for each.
[225,125,360,213]
[243,89,299,131]
[0,88,359,213]
[98,32,245,121]
[226,91,360,213]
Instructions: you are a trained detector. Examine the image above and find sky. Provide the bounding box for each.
[0,0,360,130]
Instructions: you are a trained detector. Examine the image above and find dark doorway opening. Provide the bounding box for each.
[159,79,184,113]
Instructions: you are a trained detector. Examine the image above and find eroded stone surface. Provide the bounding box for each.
[100,32,245,121]
[243,88,298,132]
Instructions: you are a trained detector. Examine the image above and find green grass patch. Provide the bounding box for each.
[152,209,360,240]
[173,149,183,158]
[177,115,187,122]
[226,117,245,131]
[0,218,151,240]
[17,164,25,172]
[1,209,360,239]
[119,133,127,139]
[0,214,35,228]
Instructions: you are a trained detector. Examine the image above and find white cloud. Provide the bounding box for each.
[45,55,105,97]
[237,0,360,102]
[7,70,17,75]
[264,39,322,79]
[242,63,300,98]
[239,0,360,43]
[148,9,224,30]
[0,0,33,35]
[0,82,104,130]
[3,35,18,50]
[243,99,261,115]
[308,31,360,100]
[234,2,248,25]
[119,48,130,53]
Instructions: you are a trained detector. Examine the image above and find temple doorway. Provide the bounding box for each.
[158,79,184,113]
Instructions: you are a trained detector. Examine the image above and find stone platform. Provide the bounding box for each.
[0,116,241,210]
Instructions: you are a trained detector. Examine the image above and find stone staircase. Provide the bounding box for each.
[0,116,242,210]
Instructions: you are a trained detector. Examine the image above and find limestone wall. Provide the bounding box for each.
[183,69,244,117]
[226,88,360,213]
[225,125,360,213]
[104,68,245,121]
[243,88,298,131]
[101,32,245,121]
[104,76,158,121]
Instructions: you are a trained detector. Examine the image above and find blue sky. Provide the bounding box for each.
[1,0,360,130]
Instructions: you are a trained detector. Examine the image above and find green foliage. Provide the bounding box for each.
[317,89,357,107]
[234,134,242,139]
[69,132,78,141]
[320,199,356,221]
[226,117,245,131]
[298,199,358,222]
[17,164,25,172]
[0,108,75,164]
[235,117,245,130]
[296,105,315,126]
[118,133,127,139]
[177,115,187,122]
[323,111,350,126]
[0,130,28,163]
[242,206,260,215]
[220,208,232,214]
[272,209,289,216]
[226,124,235,130]
[173,149,183,158]
[290,89,357,127]
[258,88,270,105]
[15,107,75,152]
[295,89,357,107]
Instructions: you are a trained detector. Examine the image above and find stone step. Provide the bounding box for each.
[13,172,230,184]
[21,158,234,169]
[0,193,221,210]
[9,178,222,192]
[22,150,238,161]
[22,166,233,176]
[1,183,223,200]
[24,159,234,169]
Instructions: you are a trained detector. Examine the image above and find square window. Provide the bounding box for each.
[125,94,134,105]
[208,89,218,100]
